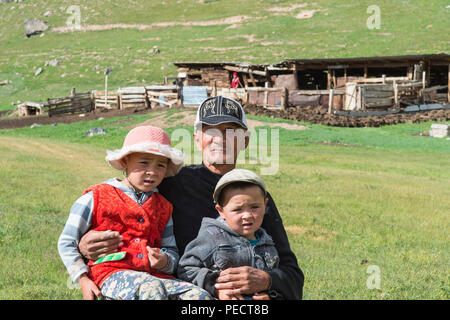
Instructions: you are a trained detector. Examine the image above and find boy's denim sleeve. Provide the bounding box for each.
[177,229,219,297]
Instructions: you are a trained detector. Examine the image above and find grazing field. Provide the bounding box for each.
[0,110,448,299]
[1,0,449,111]
[0,0,448,300]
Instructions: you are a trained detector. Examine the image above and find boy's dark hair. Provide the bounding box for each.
[217,181,266,207]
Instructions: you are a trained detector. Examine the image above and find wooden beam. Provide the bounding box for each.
[393,81,399,108]
[422,71,426,103]
[297,89,345,95]
[264,82,268,107]
[423,85,448,92]
[281,87,288,110]
[248,72,257,87]
[328,64,349,69]
[148,98,176,107]
[242,74,249,88]
[146,91,178,98]
[328,89,334,113]
[327,68,331,89]
[223,65,267,77]
[245,87,284,92]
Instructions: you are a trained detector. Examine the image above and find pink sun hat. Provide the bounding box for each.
[105,126,184,177]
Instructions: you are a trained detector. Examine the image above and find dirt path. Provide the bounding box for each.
[128,110,308,131]
[0,107,153,130]
[1,104,448,130]
[52,15,254,33]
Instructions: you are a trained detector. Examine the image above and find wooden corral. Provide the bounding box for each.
[47,91,93,117]
[18,85,182,118]
[145,85,180,108]
[92,90,119,109]
[118,87,148,109]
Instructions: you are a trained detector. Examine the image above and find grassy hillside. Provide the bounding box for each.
[0,0,449,111]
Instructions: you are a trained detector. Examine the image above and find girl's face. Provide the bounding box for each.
[120,152,169,193]
[215,185,268,240]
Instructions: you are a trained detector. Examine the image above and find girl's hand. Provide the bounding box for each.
[79,273,102,300]
[147,246,168,270]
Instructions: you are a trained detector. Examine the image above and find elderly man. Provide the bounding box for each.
[78,96,304,300]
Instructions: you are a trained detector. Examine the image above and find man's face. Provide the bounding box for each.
[194,122,249,166]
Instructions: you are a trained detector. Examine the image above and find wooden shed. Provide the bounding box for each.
[173,54,450,111]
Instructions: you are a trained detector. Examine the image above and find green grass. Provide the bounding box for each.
[0,0,449,300]
[0,112,449,299]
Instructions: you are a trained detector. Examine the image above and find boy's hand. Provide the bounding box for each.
[79,274,102,300]
[147,246,168,270]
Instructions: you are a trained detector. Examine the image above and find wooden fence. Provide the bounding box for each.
[118,87,148,109]
[146,85,180,108]
[47,91,93,116]
[92,90,119,109]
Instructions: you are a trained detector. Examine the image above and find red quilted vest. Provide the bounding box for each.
[85,183,174,286]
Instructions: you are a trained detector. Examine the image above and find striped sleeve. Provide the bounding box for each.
[158,216,179,275]
[57,191,93,283]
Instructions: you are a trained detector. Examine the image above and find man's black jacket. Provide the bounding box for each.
[158,163,304,300]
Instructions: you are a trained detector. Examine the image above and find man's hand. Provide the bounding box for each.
[147,247,168,270]
[79,274,102,300]
[79,230,123,261]
[214,266,271,296]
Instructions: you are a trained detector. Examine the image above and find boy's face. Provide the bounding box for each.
[215,185,268,240]
[120,152,168,193]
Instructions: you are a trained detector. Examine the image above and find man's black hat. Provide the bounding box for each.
[194,96,248,130]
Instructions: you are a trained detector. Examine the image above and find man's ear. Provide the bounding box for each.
[264,197,269,206]
[244,132,250,149]
[193,130,202,152]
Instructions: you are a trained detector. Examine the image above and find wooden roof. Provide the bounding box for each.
[174,53,450,71]
[274,53,450,69]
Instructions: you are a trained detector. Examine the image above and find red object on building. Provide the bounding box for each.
[230,72,240,88]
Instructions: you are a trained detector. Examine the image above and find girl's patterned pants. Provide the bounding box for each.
[100,270,212,300]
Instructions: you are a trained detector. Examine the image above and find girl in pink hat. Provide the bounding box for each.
[58,126,211,300]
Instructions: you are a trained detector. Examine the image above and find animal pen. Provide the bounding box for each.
[174,53,450,113]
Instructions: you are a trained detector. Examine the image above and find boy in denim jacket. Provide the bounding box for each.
[178,169,280,300]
